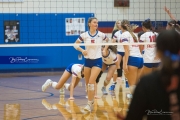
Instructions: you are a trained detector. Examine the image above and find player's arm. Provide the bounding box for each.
[123,45,129,73]
[139,35,145,54]
[102,33,109,43]
[164,6,177,22]
[69,75,77,100]
[74,39,84,53]
[114,55,119,69]
[112,31,119,43]
[74,34,87,56]
[102,45,109,56]
[121,35,129,73]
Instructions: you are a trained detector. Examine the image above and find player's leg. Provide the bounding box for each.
[102,65,116,94]
[125,65,138,94]
[65,77,81,91]
[141,64,153,77]
[42,70,71,92]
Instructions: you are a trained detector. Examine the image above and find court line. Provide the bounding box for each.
[0,85,54,101]
[22,114,60,120]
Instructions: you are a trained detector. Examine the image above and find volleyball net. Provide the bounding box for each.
[0,0,179,73]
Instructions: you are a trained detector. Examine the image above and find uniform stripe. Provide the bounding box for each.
[72,72,77,76]
[139,40,144,42]
[103,35,107,40]
[113,35,117,38]
[122,38,128,42]
[113,57,118,62]
[79,36,83,41]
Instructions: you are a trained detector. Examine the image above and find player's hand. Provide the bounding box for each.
[82,50,88,56]
[164,6,170,14]
[68,97,75,100]
[123,64,129,74]
[154,56,159,61]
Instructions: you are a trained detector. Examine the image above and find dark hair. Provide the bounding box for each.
[138,31,144,38]
[142,19,157,38]
[167,20,180,31]
[142,18,152,30]
[87,17,97,30]
[156,29,180,88]
[102,45,117,54]
[121,19,138,42]
[109,45,117,54]
[81,65,84,78]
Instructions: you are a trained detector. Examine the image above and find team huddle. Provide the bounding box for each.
[41,16,177,112]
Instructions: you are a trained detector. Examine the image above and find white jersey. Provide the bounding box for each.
[121,31,142,57]
[140,31,160,63]
[71,64,83,79]
[113,30,124,52]
[77,31,107,59]
[102,49,118,65]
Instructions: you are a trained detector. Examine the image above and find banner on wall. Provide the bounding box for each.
[0,0,23,2]
[65,18,85,36]
[4,21,20,43]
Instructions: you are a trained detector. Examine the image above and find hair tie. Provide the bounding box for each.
[165,50,180,61]
[144,18,150,22]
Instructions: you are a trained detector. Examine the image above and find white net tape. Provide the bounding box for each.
[0,42,155,47]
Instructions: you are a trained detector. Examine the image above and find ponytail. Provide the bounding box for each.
[121,19,138,42]
[127,26,138,42]
[108,45,117,54]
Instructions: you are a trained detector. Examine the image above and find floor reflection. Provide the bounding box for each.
[41,80,130,120]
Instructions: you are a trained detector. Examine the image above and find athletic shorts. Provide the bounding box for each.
[144,63,160,68]
[118,52,125,57]
[84,58,102,68]
[104,63,115,67]
[65,63,74,74]
[127,56,143,69]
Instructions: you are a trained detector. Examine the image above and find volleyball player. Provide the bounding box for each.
[164,6,180,26]
[101,45,118,95]
[121,19,143,95]
[139,19,160,77]
[73,17,109,112]
[42,63,84,100]
[111,20,124,86]
[111,26,124,91]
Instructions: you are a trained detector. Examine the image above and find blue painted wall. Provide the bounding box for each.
[0,13,93,72]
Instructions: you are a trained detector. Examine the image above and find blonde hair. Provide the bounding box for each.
[121,19,138,42]
[112,20,121,31]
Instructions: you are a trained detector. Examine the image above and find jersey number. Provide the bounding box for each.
[149,35,156,42]
[91,40,95,43]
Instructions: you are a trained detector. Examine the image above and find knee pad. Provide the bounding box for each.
[88,84,95,91]
[96,71,103,83]
[104,79,110,84]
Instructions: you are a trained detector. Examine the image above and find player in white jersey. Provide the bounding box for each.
[95,45,118,95]
[120,20,143,94]
[42,63,84,100]
[111,29,124,88]
[110,20,122,86]
[73,17,109,112]
[139,19,160,77]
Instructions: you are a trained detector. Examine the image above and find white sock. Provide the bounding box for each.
[113,81,117,84]
[64,83,70,90]
[88,100,94,104]
[52,82,58,89]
